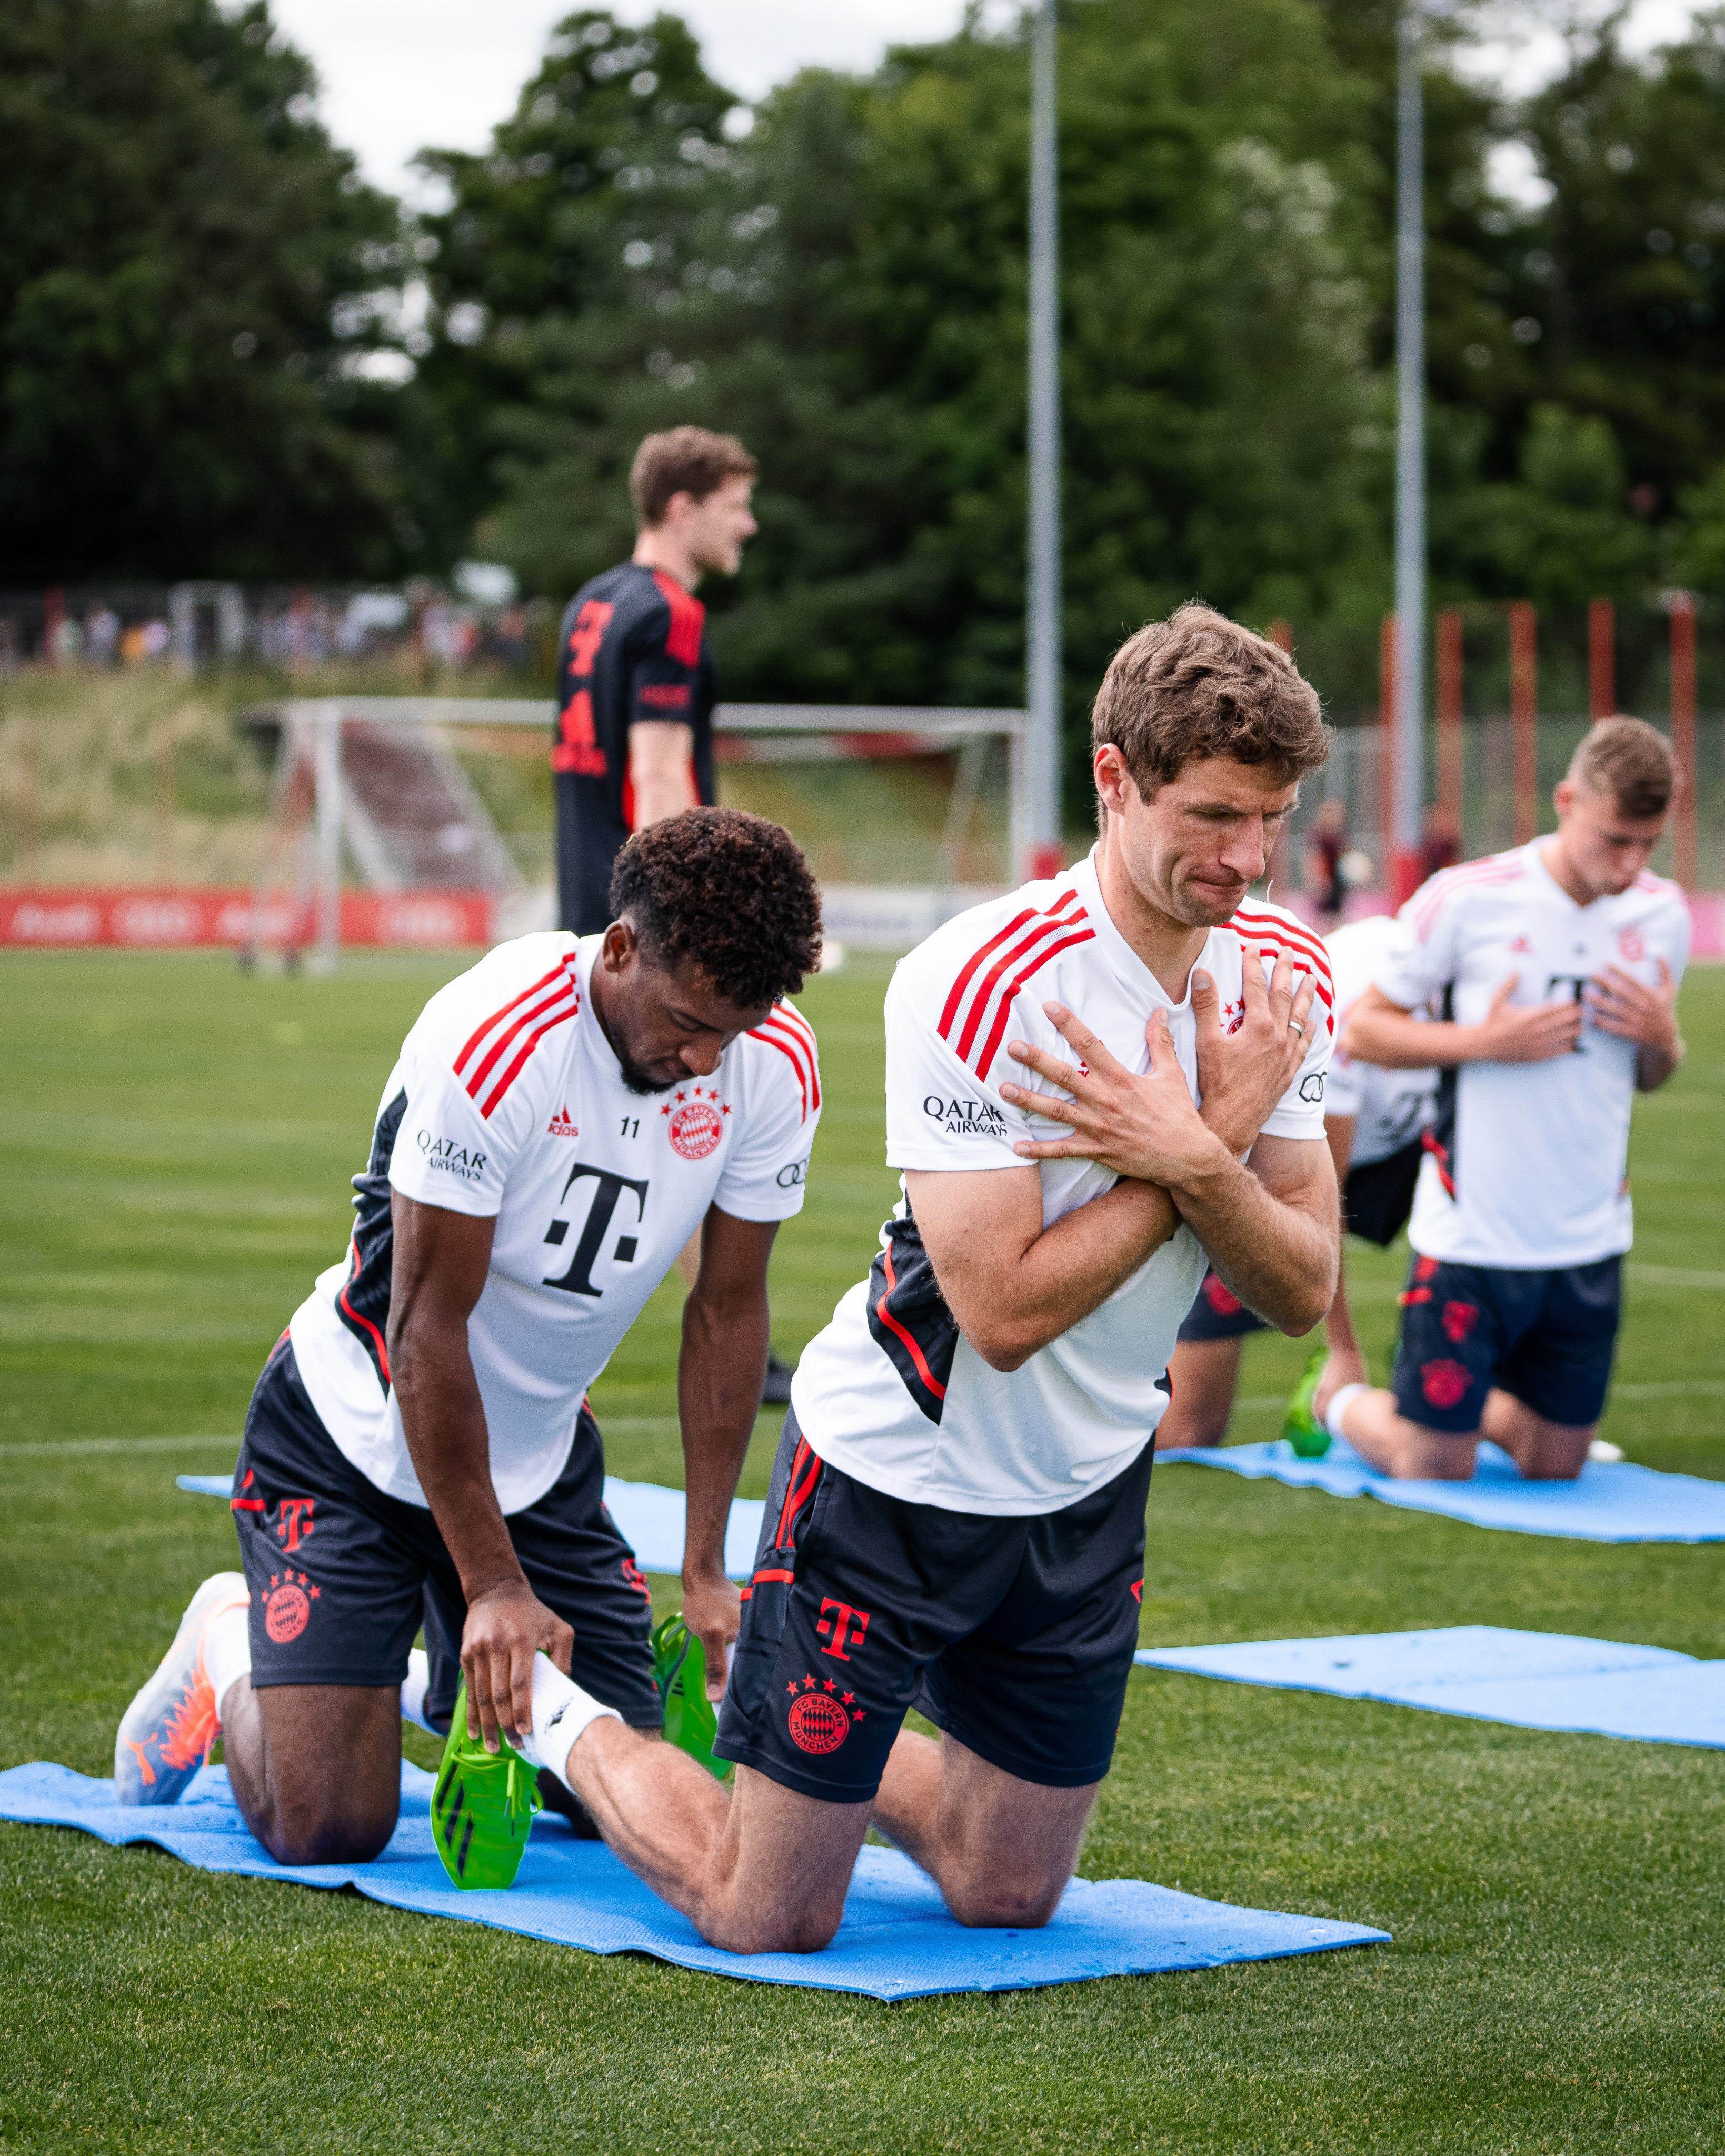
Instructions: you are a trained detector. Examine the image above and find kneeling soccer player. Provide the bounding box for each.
[1163,909,1441,1450]
[115,808,823,1864]
[1324,716,1688,1480]
[501,605,1343,1953]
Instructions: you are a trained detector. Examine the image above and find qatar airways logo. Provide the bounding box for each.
[923,1094,1009,1139]
[416,1129,487,1181]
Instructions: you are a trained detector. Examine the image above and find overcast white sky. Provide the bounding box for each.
[265,0,1707,203]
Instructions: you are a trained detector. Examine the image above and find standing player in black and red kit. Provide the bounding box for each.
[552,426,796,1394]
[552,426,758,936]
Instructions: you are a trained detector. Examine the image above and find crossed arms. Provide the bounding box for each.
[910,950,1340,1372]
[1344,963,1683,1094]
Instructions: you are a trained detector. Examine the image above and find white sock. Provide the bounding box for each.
[509,1652,620,1793]
[1325,1382,1370,1444]
[202,1602,252,1720]
[400,1648,438,1735]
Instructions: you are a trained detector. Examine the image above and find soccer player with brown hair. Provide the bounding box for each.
[552,425,758,937]
[497,605,1343,1954]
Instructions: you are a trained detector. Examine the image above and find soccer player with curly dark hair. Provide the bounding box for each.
[114,807,825,1866]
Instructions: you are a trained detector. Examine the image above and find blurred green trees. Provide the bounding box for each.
[419,1,1725,717]
[13,0,1725,711]
[0,0,446,580]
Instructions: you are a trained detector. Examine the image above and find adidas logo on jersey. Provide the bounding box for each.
[547,1105,579,1138]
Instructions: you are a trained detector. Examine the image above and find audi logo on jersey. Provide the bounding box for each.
[543,1164,649,1299]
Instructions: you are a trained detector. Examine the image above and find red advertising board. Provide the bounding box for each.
[0,888,494,950]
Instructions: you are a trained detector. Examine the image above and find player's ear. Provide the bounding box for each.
[601,919,639,975]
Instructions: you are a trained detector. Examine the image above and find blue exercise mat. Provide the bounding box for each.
[1155,1438,1725,1542]
[176,1472,766,1580]
[1135,1625,1725,1748]
[0,1761,1387,2000]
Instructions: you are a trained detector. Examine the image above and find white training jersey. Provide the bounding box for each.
[288,932,821,1513]
[1323,914,1439,1167]
[1375,843,1689,1270]
[790,849,1333,1516]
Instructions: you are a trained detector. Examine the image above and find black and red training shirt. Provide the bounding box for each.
[551,560,718,933]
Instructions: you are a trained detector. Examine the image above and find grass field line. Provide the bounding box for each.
[11,1378,1725,1460]
[0,1434,239,1458]
[1627,1261,1725,1288]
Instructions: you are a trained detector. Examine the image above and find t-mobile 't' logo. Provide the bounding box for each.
[816,1598,870,1661]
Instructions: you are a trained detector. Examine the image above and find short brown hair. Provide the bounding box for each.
[1090,603,1330,808]
[629,427,757,527]
[1569,715,1678,821]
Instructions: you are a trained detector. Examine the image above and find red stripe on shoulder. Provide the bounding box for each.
[455,960,572,1077]
[749,1010,819,1120]
[937,891,1079,1042]
[952,897,1086,1065]
[973,926,1096,1080]
[651,571,706,668]
[475,994,581,1119]
[1231,906,1334,981]
[461,970,580,1106]
[761,1003,822,1109]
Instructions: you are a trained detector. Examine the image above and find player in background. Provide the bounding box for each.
[491,606,1342,1955]
[551,426,796,1401]
[1322,717,1687,1480]
[1160,911,1439,1449]
[115,811,823,1864]
[552,427,756,935]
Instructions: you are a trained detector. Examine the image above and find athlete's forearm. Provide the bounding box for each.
[677,1280,767,1577]
[1324,1265,1361,1356]
[1343,1003,1474,1068]
[1636,1041,1682,1092]
[949,1177,1180,1372]
[1170,1152,1337,1336]
[392,1325,525,1602]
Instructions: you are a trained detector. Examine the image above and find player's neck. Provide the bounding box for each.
[1538,833,1599,909]
[1094,829,1211,998]
[631,531,703,591]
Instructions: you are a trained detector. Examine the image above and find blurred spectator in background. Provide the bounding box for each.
[86,607,121,666]
[1421,803,1461,882]
[1304,796,1349,929]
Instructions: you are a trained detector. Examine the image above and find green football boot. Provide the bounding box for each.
[430,1679,542,1890]
[652,1611,732,1782]
[1281,1346,1333,1459]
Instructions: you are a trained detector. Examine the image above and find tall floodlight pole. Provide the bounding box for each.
[1392,1,1426,898]
[1024,0,1062,880]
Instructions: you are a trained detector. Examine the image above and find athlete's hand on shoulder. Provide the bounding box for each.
[1474,972,1583,1062]
[460,1578,574,1753]
[999,1001,1224,1187]
[682,1565,741,1703]
[1191,942,1320,1156]
[1587,959,1680,1056]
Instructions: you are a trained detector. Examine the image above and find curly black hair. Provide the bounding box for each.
[608,807,822,1008]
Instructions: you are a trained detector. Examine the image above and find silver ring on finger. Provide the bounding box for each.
[1288,1019,1305,1035]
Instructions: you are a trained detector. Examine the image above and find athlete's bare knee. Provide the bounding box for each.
[943,1869,1065,1930]
[695,1896,843,1957]
[255,1796,396,1868]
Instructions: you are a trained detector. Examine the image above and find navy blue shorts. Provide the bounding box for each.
[1176,1267,1269,1343]
[230,1339,660,1726]
[713,1410,1155,1804]
[1391,1253,1622,1433]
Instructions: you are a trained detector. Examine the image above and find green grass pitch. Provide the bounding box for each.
[2,950,1723,2153]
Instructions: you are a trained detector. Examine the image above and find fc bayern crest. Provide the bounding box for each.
[264,1575,311,1643]
[667,1092,724,1161]
[788,1690,851,1754]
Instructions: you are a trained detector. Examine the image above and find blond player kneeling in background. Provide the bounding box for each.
[1322,718,1687,1480]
